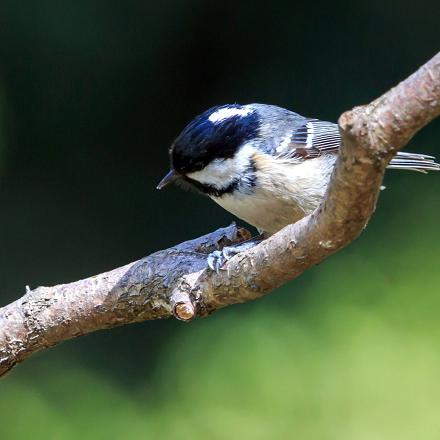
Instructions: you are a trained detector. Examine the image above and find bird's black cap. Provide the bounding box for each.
[170,104,260,174]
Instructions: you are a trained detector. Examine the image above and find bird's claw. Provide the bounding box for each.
[206,235,265,273]
[207,246,240,273]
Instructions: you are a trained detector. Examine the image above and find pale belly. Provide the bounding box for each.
[212,191,308,234]
[211,154,336,234]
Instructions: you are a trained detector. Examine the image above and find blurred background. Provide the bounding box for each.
[0,1,439,438]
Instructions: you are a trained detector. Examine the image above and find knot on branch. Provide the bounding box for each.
[170,284,203,322]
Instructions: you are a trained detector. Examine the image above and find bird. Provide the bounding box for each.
[157,103,439,271]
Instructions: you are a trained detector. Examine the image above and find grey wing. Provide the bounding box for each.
[279,119,341,160]
[282,118,440,173]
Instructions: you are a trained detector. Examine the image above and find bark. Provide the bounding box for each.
[1,52,439,378]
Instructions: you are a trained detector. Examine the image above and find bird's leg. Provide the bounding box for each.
[207,232,266,273]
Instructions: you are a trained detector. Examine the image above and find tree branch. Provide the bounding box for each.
[1,52,439,378]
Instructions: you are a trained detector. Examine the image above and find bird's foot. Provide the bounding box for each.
[207,246,240,273]
[207,234,264,273]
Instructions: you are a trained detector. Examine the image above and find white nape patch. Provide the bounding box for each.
[187,143,254,188]
[306,121,314,148]
[208,107,252,123]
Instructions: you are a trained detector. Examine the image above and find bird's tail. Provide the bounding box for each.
[387,152,440,173]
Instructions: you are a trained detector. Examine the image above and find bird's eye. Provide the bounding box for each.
[192,161,204,171]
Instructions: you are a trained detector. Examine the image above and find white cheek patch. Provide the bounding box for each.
[188,160,233,188]
[187,144,254,188]
[208,107,252,123]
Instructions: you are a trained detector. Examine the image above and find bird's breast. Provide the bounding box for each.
[211,153,336,234]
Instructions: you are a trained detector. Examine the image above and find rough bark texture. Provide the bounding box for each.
[0,225,250,376]
[1,52,439,378]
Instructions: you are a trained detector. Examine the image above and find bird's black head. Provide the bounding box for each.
[170,104,260,174]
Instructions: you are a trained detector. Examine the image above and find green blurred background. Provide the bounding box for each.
[0,1,439,438]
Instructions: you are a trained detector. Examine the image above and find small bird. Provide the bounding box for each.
[158,103,439,271]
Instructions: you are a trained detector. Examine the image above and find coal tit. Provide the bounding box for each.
[158,103,439,270]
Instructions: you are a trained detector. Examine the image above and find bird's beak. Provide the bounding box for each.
[156,170,177,190]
